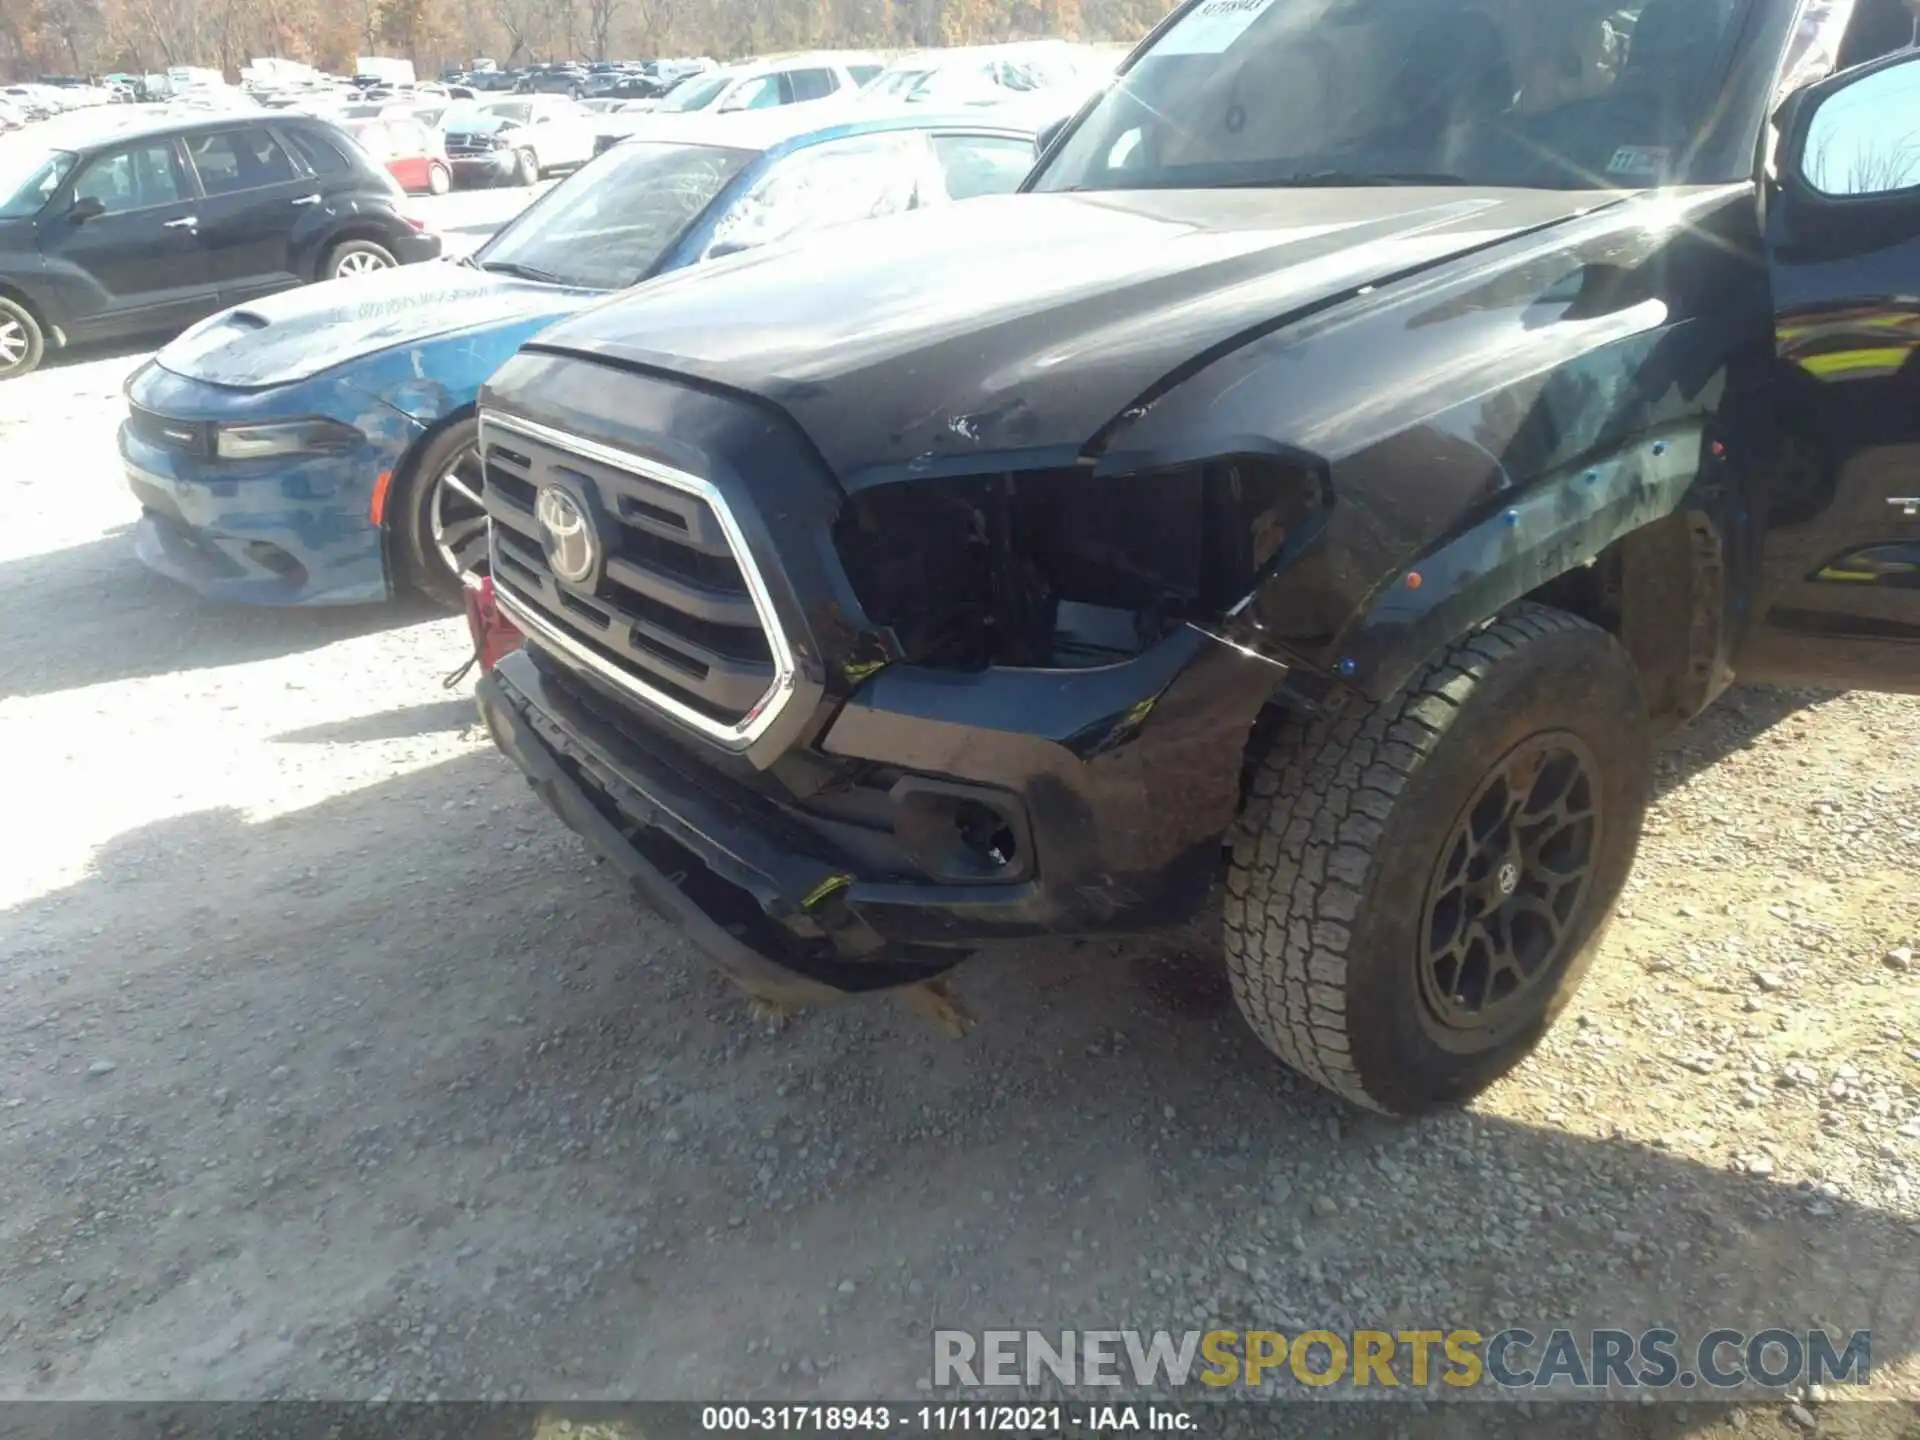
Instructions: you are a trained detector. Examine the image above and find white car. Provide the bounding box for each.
[3,84,63,119]
[860,41,1113,113]
[446,95,597,184]
[591,52,882,154]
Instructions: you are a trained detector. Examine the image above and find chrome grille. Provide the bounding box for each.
[478,411,796,748]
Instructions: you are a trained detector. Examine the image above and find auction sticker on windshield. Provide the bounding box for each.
[1155,0,1277,55]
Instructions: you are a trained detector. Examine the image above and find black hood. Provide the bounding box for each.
[526,186,1617,487]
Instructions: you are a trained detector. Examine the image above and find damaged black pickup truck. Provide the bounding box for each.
[471,0,1920,1113]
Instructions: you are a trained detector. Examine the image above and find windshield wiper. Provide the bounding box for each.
[477,259,567,284]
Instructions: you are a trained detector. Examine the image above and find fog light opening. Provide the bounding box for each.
[890,779,1032,885]
[243,539,307,583]
[955,800,1019,871]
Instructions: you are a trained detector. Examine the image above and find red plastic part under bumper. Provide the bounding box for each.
[463,572,524,674]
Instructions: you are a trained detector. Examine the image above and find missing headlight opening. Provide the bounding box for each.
[832,457,1324,671]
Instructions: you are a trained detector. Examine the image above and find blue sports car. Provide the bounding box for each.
[119,107,1040,606]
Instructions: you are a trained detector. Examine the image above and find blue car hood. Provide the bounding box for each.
[155,262,601,389]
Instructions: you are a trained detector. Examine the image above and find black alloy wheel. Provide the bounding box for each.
[1416,732,1601,1047]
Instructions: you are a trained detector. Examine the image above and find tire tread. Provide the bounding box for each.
[1224,602,1604,1112]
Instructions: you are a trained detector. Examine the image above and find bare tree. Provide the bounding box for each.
[629,0,673,53]
[452,0,490,63]
[378,0,428,63]
[214,0,242,74]
[122,0,198,64]
[527,0,573,57]
[490,0,535,62]
[1803,121,1920,198]
[584,0,616,59]
[37,0,105,70]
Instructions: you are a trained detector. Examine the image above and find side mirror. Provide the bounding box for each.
[1035,116,1068,158]
[1781,50,1920,200]
[68,194,106,223]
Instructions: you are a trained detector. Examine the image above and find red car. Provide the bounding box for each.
[344,116,451,195]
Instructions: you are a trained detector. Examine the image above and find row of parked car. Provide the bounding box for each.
[39,41,1102,211]
[450,58,719,100]
[1,78,128,129]
[318,43,1112,191]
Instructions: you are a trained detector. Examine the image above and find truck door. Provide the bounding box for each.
[1741,48,1920,693]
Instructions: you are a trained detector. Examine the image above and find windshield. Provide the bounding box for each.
[867,67,938,100]
[482,100,533,123]
[450,111,512,134]
[658,74,731,112]
[1035,0,1755,193]
[907,63,1010,105]
[475,140,751,288]
[0,146,74,218]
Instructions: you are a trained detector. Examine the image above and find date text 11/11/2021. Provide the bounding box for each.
[700,1404,1197,1432]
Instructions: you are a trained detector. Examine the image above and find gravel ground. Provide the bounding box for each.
[417,182,556,260]
[1,262,1919,1437]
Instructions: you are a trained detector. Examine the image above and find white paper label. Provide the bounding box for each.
[1155,0,1279,56]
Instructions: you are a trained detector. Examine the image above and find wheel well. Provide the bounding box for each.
[0,282,52,343]
[316,225,400,278]
[1521,511,1727,730]
[379,405,477,576]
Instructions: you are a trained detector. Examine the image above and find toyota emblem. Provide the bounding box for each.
[535,484,599,587]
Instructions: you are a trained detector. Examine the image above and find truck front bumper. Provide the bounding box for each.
[476,628,1284,1000]
[450,153,517,184]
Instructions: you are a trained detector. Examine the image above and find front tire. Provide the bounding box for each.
[1224,603,1650,1115]
[394,417,486,609]
[514,148,539,186]
[324,239,397,280]
[427,161,451,195]
[0,295,46,380]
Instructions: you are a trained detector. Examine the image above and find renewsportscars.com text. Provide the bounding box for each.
[933,1327,1872,1393]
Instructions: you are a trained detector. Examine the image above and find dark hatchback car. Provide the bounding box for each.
[0,113,441,379]
[473,0,1920,1116]
[586,74,670,101]
[521,66,592,96]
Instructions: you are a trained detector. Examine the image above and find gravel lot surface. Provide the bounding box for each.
[418,183,555,260]
[1,203,1918,1436]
